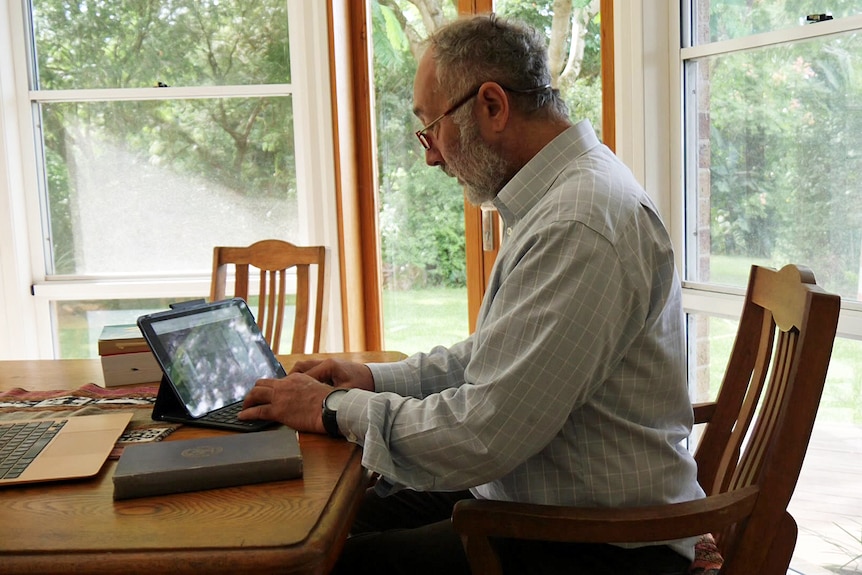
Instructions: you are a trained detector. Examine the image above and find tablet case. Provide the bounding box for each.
[151,374,273,432]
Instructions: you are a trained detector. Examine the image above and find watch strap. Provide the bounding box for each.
[322,389,346,438]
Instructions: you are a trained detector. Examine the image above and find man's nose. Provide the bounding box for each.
[424,145,443,167]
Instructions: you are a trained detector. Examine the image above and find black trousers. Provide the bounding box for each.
[331,488,691,575]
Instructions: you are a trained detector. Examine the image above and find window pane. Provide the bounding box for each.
[684,31,862,302]
[41,97,298,275]
[691,1,862,45]
[55,298,180,358]
[55,295,299,358]
[371,1,604,354]
[371,1,467,354]
[687,313,734,405]
[31,0,290,89]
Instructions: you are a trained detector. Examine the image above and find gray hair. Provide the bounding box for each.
[427,13,569,120]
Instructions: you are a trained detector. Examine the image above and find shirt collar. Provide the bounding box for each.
[491,120,600,227]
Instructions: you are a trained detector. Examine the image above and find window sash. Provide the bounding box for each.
[677,6,862,340]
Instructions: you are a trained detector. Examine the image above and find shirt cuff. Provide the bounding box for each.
[366,361,421,396]
[337,388,375,444]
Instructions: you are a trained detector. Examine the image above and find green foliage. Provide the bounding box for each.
[33,0,291,89]
[379,161,467,288]
[372,2,411,70]
[704,11,862,297]
[44,144,75,274]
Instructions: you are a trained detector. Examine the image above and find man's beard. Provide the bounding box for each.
[445,116,510,206]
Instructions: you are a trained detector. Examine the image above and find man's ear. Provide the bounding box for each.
[476,82,509,134]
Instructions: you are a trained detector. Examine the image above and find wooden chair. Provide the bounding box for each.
[452,264,841,575]
[210,239,329,354]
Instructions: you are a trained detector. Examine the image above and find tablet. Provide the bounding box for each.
[138,298,285,425]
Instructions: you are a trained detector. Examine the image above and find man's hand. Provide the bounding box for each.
[238,373,331,434]
[290,358,375,392]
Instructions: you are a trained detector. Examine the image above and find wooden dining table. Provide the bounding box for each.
[0,351,404,575]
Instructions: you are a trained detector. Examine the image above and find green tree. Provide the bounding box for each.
[32,0,294,273]
[704,1,862,296]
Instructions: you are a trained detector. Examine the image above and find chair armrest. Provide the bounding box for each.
[452,485,759,544]
[693,401,717,424]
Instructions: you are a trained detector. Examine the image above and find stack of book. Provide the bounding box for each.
[98,324,162,387]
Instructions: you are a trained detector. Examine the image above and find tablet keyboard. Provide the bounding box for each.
[200,402,261,428]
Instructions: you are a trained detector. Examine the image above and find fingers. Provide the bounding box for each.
[242,379,273,406]
[292,359,346,387]
[290,359,341,388]
[239,383,271,420]
[302,360,338,382]
[237,402,269,421]
[238,374,332,434]
[239,378,282,419]
[290,359,323,374]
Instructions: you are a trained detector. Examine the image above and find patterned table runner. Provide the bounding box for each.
[0,384,179,457]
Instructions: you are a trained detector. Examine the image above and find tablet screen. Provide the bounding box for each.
[139,299,284,418]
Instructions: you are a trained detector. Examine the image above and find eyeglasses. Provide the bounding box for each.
[415,83,551,150]
[415,89,479,151]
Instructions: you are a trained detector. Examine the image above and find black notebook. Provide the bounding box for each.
[112,426,302,500]
[138,298,286,432]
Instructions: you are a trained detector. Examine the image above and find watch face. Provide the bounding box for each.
[325,389,346,411]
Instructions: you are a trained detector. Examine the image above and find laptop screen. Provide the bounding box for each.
[139,299,284,418]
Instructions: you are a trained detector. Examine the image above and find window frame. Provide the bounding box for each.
[0,0,345,358]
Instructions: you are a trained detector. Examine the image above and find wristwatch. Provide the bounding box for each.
[322,388,348,438]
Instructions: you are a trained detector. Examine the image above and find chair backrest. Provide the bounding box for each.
[210,239,329,354]
[692,264,840,574]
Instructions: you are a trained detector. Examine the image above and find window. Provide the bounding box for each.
[2,0,340,357]
[370,0,468,355]
[683,5,862,299]
[369,0,606,354]
[679,3,862,572]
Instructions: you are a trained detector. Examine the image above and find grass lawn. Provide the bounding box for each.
[381,287,469,356]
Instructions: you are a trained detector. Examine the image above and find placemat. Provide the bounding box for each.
[0,384,179,457]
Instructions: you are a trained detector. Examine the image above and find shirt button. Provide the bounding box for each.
[506,227,513,236]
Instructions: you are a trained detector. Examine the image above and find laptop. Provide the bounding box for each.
[0,411,133,486]
[138,298,286,432]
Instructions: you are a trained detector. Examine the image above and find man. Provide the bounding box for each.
[240,13,704,575]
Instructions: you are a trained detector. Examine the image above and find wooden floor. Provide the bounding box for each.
[787,421,862,575]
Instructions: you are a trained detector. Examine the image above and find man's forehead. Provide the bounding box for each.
[413,50,439,118]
